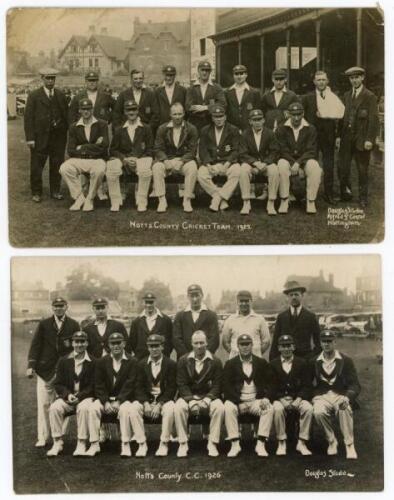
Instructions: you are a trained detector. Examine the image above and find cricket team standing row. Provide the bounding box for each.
[23,61,379,215]
[26,282,361,460]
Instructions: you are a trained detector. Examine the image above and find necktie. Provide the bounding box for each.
[352,89,357,101]
[292,307,298,320]
[49,89,53,100]
[320,90,325,99]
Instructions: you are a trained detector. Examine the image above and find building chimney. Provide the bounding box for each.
[100,27,108,35]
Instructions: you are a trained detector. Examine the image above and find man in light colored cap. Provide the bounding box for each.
[270,334,313,457]
[222,290,270,359]
[239,108,281,215]
[312,330,361,459]
[60,98,108,211]
[24,67,69,202]
[26,296,80,447]
[106,99,153,212]
[47,331,95,457]
[185,60,226,133]
[270,280,321,360]
[198,104,241,211]
[223,333,274,457]
[337,66,378,208]
[225,64,262,131]
[261,68,299,131]
[155,65,187,125]
[276,102,322,214]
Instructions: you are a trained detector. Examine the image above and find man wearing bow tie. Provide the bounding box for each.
[269,281,321,361]
[173,284,219,358]
[123,334,177,457]
[174,331,224,457]
[26,297,80,448]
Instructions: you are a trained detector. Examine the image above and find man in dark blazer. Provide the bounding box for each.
[126,292,173,360]
[225,64,262,131]
[276,102,322,214]
[174,331,224,457]
[338,66,379,207]
[26,297,80,447]
[270,280,321,361]
[185,60,226,133]
[152,102,198,213]
[223,334,274,458]
[68,70,115,124]
[113,69,159,131]
[302,71,345,204]
[60,98,108,212]
[312,330,361,459]
[198,104,241,211]
[270,334,313,456]
[261,69,299,131]
[155,65,187,125]
[173,284,219,357]
[239,108,281,215]
[86,332,138,457]
[47,331,95,457]
[83,297,128,359]
[126,334,177,457]
[24,68,68,202]
[106,99,153,212]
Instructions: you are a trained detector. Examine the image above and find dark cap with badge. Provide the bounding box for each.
[272,68,287,79]
[210,104,225,117]
[143,292,156,302]
[124,99,139,111]
[287,102,304,115]
[147,334,165,345]
[249,109,264,119]
[233,64,247,74]
[72,331,88,341]
[52,296,67,306]
[237,334,253,345]
[85,70,99,81]
[278,334,295,346]
[283,280,306,295]
[163,65,176,75]
[108,332,125,342]
[92,297,108,307]
[187,284,203,295]
[344,66,365,77]
[237,290,253,301]
[198,60,212,71]
[79,98,93,109]
[320,330,336,341]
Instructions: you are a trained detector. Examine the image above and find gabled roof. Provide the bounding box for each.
[129,20,189,47]
[58,35,88,59]
[90,34,129,61]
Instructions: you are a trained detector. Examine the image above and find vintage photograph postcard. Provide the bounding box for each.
[6,7,384,247]
[11,255,383,492]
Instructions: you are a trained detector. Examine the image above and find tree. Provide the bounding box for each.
[64,264,120,300]
[138,278,173,312]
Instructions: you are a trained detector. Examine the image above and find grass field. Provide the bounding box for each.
[8,118,384,247]
[12,323,383,493]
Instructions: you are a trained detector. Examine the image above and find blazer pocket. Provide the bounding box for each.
[358,108,368,119]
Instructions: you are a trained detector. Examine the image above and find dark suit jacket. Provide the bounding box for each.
[24,87,68,152]
[155,83,187,125]
[225,86,262,131]
[302,92,338,144]
[275,121,318,165]
[199,122,240,165]
[54,354,96,401]
[270,355,312,401]
[109,122,153,160]
[135,356,177,404]
[27,315,80,381]
[311,352,361,405]
[173,309,220,357]
[113,87,159,130]
[69,89,116,124]
[126,313,173,360]
[154,121,198,162]
[339,86,378,150]
[261,89,299,130]
[83,319,128,359]
[185,82,226,132]
[177,354,223,401]
[223,354,275,404]
[270,307,321,361]
[67,119,109,159]
[239,126,280,165]
[94,353,138,404]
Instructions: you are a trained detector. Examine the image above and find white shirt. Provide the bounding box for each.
[167,121,185,148]
[54,315,65,331]
[185,303,208,323]
[271,88,286,107]
[214,126,224,146]
[87,90,98,107]
[281,355,294,374]
[140,308,163,331]
[253,129,263,150]
[199,81,209,100]
[76,116,98,142]
[123,117,143,143]
[239,355,257,402]
[111,352,128,384]
[290,305,303,317]
[241,357,253,377]
[284,118,309,142]
[230,82,250,105]
[148,355,163,379]
[43,86,54,99]
[352,85,363,99]
[164,84,175,104]
[188,350,213,374]
[73,351,91,392]
[94,318,107,337]
[316,87,345,119]
[317,350,342,384]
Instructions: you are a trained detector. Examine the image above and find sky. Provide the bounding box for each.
[7,7,191,55]
[11,255,380,304]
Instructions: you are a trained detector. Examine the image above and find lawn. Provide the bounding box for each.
[12,325,383,493]
[8,118,385,247]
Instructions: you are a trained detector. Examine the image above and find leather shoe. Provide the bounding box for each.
[323,194,337,205]
[32,195,41,203]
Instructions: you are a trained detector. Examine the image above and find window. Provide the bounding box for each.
[275,47,317,69]
[89,58,93,67]
[200,38,206,56]
[95,58,99,68]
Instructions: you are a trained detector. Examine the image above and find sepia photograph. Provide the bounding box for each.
[11,255,383,493]
[6,6,384,247]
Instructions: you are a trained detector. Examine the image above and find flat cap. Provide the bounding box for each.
[187,284,203,295]
[249,109,264,119]
[344,66,365,77]
[237,290,253,300]
[52,297,67,306]
[320,330,336,340]
[143,292,156,301]
[163,65,176,75]
[278,334,295,345]
[233,64,247,73]
[198,60,212,70]
[39,67,59,77]
[124,99,138,110]
[287,102,304,114]
[283,280,306,294]
[147,334,165,345]
[210,104,225,117]
[85,70,99,80]
[72,331,88,341]
[108,332,125,342]
[79,98,93,109]
[272,68,287,79]
[92,297,108,306]
[237,334,253,344]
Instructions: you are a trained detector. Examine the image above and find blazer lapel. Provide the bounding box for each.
[195,309,207,329]
[39,87,51,107]
[335,356,345,377]
[141,316,150,335]
[218,123,230,148]
[195,357,211,384]
[186,357,195,378]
